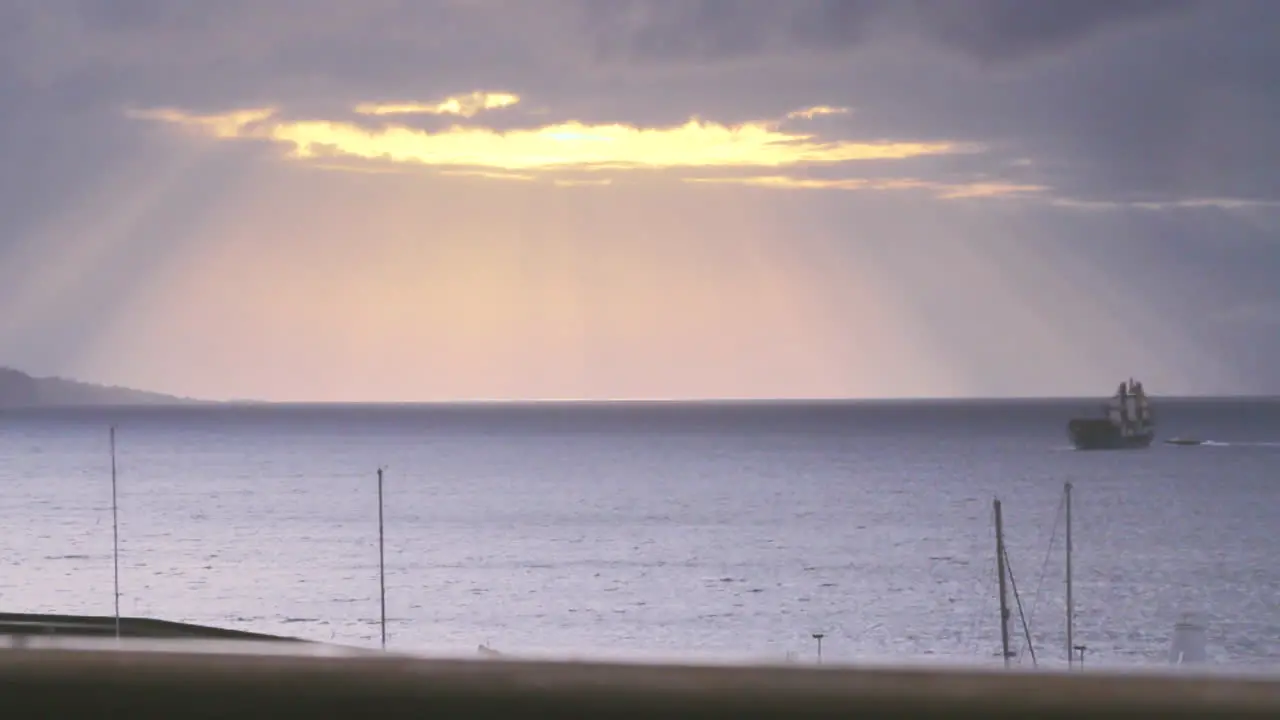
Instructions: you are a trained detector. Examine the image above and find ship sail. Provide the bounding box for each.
[1115,379,1153,436]
[1108,383,1127,425]
[1126,379,1136,428]
[1133,381,1154,429]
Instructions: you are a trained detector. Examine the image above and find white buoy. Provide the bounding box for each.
[1168,612,1209,665]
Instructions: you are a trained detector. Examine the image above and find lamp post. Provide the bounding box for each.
[812,633,825,664]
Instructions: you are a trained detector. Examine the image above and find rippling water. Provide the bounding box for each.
[1,399,1277,668]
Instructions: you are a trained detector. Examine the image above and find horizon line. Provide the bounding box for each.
[6,367,1276,405]
[33,392,1280,409]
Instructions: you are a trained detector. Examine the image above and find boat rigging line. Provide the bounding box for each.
[1003,545,1037,668]
[1017,488,1068,659]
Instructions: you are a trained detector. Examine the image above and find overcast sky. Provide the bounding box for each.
[1,0,1277,401]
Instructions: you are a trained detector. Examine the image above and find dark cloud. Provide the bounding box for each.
[0,0,1275,214]
[579,0,1196,66]
[1,0,1275,206]
[588,0,1279,207]
[580,0,883,64]
[0,1,565,114]
[906,0,1196,63]
[0,1,1202,108]
[849,1,1280,204]
[521,0,1280,207]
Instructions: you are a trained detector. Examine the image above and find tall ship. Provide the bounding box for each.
[1067,378,1155,450]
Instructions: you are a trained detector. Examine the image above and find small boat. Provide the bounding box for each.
[1066,378,1155,450]
[1164,438,1205,446]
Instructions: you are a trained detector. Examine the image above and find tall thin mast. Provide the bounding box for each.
[110,426,120,640]
[1065,482,1074,669]
[994,498,1012,668]
[377,467,387,650]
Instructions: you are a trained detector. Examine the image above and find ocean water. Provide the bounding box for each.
[1,399,1278,669]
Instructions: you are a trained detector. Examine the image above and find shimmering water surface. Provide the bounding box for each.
[1,399,1277,667]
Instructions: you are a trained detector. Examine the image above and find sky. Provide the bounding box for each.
[1,0,1278,402]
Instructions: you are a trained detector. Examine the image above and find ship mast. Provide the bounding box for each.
[994,498,1012,668]
[1065,482,1075,669]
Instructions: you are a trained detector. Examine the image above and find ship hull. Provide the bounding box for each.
[1067,419,1154,451]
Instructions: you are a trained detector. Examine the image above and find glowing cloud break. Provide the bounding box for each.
[129,99,969,173]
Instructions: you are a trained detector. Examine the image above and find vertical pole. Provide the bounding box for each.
[110,426,120,640]
[1065,482,1074,670]
[812,633,824,664]
[994,498,1011,668]
[378,467,386,650]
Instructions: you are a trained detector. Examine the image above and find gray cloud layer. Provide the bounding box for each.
[582,0,1195,65]
[566,0,1276,204]
[2,0,1275,220]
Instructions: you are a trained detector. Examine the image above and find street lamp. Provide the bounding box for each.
[812,633,825,664]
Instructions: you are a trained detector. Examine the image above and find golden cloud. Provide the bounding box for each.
[553,178,613,187]
[685,175,1046,199]
[128,99,972,176]
[353,91,520,118]
[786,106,851,120]
[684,176,927,192]
[125,107,276,139]
[126,96,1047,198]
[310,161,412,175]
[439,169,537,182]
[935,182,1048,199]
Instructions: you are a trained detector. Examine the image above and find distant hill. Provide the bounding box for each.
[0,367,203,407]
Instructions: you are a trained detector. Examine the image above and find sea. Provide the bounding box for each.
[1,398,1278,670]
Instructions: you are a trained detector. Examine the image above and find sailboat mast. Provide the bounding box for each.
[1065,482,1074,669]
[994,498,1012,668]
[110,426,120,640]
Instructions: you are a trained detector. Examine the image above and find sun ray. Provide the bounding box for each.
[0,144,226,373]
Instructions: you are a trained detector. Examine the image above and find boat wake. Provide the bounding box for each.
[1166,440,1280,448]
[1054,440,1280,450]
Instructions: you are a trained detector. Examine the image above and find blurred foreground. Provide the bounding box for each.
[1,635,1278,718]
